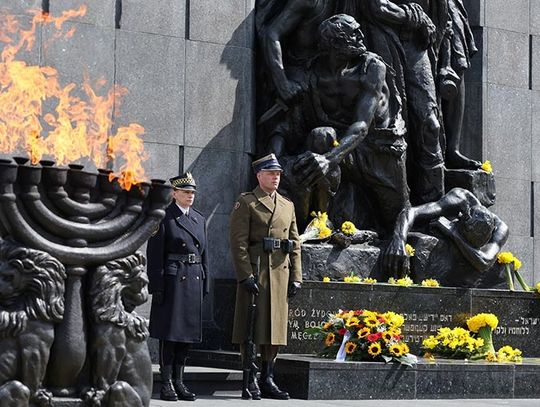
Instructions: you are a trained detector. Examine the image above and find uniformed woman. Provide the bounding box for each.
[147,172,209,402]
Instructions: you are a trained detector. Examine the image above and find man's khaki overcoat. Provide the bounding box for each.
[230,186,302,345]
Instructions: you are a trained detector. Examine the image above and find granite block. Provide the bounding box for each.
[485,0,530,33]
[121,0,185,37]
[183,147,249,217]
[490,177,531,237]
[137,142,181,182]
[514,363,540,397]
[532,0,540,35]
[444,169,495,207]
[532,35,540,91]
[485,85,531,181]
[189,0,253,48]
[49,0,116,27]
[301,242,381,281]
[471,289,540,356]
[462,0,483,27]
[41,22,115,89]
[184,41,254,152]
[486,29,529,88]
[0,0,42,15]
[531,92,540,182]
[115,31,185,145]
[461,82,484,161]
[416,361,515,399]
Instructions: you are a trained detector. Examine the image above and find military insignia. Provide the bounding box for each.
[151,225,160,237]
[234,202,240,210]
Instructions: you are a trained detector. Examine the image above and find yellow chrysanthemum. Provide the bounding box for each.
[322,276,331,283]
[341,221,357,236]
[421,278,440,287]
[466,313,499,332]
[368,342,382,357]
[343,276,352,283]
[388,276,414,286]
[332,139,340,147]
[405,243,415,256]
[383,311,405,328]
[319,226,332,239]
[513,257,522,271]
[345,341,357,354]
[389,344,404,357]
[362,277,377,284]
[485,351,497,362]
[536,282,540,294]
[325,333,335,347]
[422,336,439,350]
[481,160,493,173]
[358,327,370,339]
[497,251,514,264]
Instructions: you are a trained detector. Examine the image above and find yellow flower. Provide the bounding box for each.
[364,317,379,328]
[318,226,332,239]
[346,317,360,327]
[345,341,357,354]
[401,343,410,354]
[423,336,439,350]
[481,160,493,173]
[424,352,435,361]
[485,351,497,362]
[322,321,333,330]
[405,244,415,257]
[497,251,514,264]
[358,327,370,339]
[322,276,331,283]
[362,277,377,284]
[421,278,440,287]
[383,311,405,328]
[343,276,352,283]
[389,344,404,357]
[466,313,499,332]
[388,276,414,286]
[341,221,357,236]
[513,257,522,271]
[381,331,393,342]
[325,333,335,347]
[367,342,382,357]
[536,282,540,294]
[332,139,340,147]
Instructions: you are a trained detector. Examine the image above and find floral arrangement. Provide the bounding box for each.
[306,309,417,366]
[497,251,529,291]
[300,211,333,242]
[405,243,415,257]
[343,273,361,283]
[481,160,493,173]
[422,312,523,362]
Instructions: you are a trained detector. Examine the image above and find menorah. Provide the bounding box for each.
[0,157,172,406]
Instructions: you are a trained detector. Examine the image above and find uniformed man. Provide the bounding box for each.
[230,153,302,400]
[147,172,209,402]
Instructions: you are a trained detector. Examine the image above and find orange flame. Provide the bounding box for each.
[0,6,149,190]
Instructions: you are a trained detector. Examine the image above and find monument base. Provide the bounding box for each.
[274,354,540,400]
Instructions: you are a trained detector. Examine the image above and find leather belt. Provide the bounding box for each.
[167,253,202,264]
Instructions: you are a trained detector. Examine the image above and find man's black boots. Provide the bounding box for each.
[173,364,196,401]
[160,365,178,401]
[259,360,289,400]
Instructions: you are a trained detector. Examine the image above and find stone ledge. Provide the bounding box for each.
[274,354,540,400]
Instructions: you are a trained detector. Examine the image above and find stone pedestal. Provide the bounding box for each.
[445,168,496,207]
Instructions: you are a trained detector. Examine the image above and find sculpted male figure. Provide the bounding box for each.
[382,187,509,287]
[280,14,409,234]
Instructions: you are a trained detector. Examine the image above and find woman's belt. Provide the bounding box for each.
[166,253,202,264]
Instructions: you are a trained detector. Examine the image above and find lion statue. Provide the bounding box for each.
[0,238,66,407]
[85,252,152,407]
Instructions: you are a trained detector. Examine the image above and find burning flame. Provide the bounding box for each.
[0,6,149,190]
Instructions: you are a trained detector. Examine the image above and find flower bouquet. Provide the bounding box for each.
[422,312,522,362]
[497,252,529,291]
[305,309,417,366]
[299,211,333,243]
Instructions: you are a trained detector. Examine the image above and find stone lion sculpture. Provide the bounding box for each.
[0,238,66,407]
[85,252,152,407]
